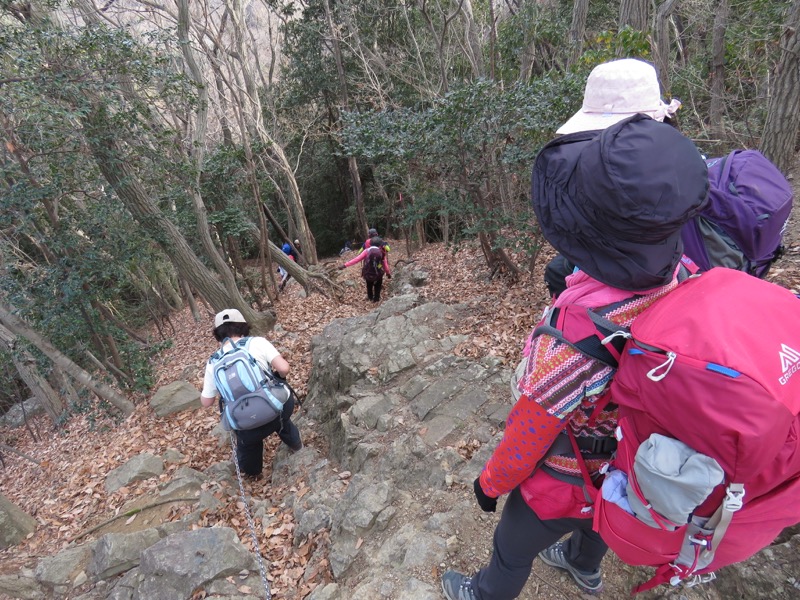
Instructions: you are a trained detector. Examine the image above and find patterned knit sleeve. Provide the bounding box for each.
[479,332,614,498]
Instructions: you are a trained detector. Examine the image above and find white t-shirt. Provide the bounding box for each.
[201,336,280,399]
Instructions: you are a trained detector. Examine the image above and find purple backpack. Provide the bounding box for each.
[681,150,793,278]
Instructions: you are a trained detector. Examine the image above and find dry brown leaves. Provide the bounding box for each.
[5,224,800,598]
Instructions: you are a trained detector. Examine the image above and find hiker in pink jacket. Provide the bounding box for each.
[339,236,392,303]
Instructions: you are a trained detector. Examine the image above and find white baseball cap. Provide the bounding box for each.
[214,309,247,328]
[556,59,680,135]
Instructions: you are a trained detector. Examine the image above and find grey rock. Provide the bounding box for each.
[104,568,141,600]
[350,394,396,430]
[134,528,256,600]
[295,506,333,541]
[0,572,45,599]
[34,543,92,590]
[400,578,439,599]
[149,380,201,417]
[306,583,340,600]
[90,528,162,580]
[205,570,267,599]
[709,534,800,599]
[157,466,207,498]
[162,448,186,464]
[409,270,429,286]
[105,453,164,494]
[0,493,37,549]
[376,524,447,569]
[2,397,44,428]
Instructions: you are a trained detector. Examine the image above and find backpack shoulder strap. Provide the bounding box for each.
[533,303,630,368]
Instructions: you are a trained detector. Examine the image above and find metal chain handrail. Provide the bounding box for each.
[229,430,272,599]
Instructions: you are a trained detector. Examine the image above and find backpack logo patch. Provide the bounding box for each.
[778,343,800,385]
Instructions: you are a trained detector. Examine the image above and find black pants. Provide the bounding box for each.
[234,397,301,476]
[471,486,607,600]
[366,277,383,302]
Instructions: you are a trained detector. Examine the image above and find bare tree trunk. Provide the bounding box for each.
[761,0,800,173]
[8,345,66,423]
[51,365,81,409]
[709,0,730,137]
[0,310,134,415]
[177,0,254,308]
[323,0,369,238]
[619,0,650,32]
[82,107,274,332]
[653,0,679,92]
[180,278,202,322]
[461,0,486,78]
[567,0,589,68]
[419,0,462,94]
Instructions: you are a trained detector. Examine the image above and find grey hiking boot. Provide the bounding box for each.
[441,570,476,600]
[539,541,604,594]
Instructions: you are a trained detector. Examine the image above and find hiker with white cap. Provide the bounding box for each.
[440,64,708,598]
[200,309,302,476]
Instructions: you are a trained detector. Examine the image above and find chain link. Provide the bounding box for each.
[229,430,272,599]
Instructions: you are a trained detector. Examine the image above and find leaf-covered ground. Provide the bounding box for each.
[0,237,557,598]
[2,175,800,599]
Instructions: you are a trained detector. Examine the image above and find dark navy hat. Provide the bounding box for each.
[532,115,709,291]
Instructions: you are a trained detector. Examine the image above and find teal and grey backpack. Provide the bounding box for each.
[211,338,287,430]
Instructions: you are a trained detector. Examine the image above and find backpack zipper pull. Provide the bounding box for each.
[647,351,676,381]
[601,330,631,346]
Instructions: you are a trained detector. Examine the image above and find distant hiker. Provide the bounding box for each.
[339,236,392,302]
[362,228,392,254]
[200,309,302,477]
[440,116,710,596]
[339,239,353,256]
[278,242,295,292]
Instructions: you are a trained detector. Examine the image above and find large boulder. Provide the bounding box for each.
[1,397,44,428]
[105,453,165,494]
[0,493,37,549]
[149,381,201,417]
[133,528,256,599]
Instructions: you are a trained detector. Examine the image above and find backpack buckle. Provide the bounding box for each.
[684,572,717,588]
[723,483,745,512]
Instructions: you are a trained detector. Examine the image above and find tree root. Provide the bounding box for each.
[69,496,199,542]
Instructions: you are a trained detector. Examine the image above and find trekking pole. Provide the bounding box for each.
[229,431,272,600]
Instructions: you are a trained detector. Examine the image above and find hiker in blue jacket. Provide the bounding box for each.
[200,309,302,477]
[278,243,295,292]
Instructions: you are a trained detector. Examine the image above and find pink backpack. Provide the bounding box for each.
[559,268,800,593]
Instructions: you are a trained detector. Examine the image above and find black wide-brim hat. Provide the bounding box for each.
[532,115,709,291]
